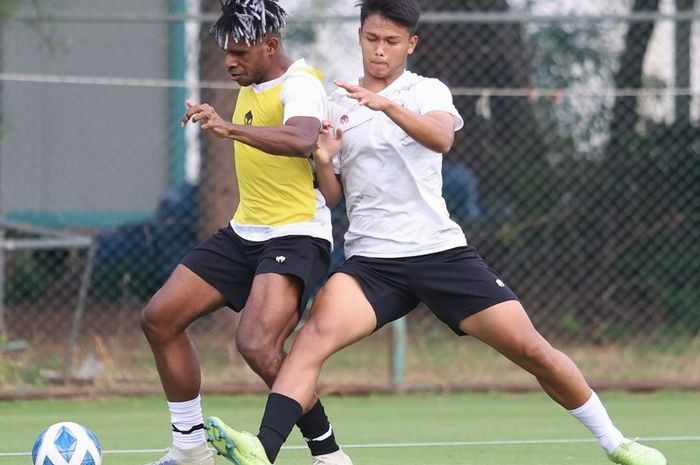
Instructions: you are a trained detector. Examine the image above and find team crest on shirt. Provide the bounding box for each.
[244,110,253,126]
[340,114,349,125]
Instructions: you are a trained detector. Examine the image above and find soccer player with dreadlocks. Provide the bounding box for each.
[140,1,353,465]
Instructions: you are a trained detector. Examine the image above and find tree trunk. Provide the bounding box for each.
[410,1,551,266]
[197,0,239,240]
[585,0,660,320]
[415,0,541,173]
[608,0,660,152]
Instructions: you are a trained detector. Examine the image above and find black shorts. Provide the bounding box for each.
[335,246,518,335]
[180,225,331,313]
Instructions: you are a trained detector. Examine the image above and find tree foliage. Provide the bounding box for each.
[411,1,700,336]
[0,0,50,21]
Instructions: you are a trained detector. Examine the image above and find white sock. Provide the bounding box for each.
[168,395,207,450]
[568,391,625,454]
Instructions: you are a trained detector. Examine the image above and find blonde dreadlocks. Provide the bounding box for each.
[211,0,288,47]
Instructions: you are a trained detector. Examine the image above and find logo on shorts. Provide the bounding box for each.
[275,256,286,263]
[496,279,505,288]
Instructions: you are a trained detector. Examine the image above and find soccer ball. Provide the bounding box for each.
[32,422,102,465]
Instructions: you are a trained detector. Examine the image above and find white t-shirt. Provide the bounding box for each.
[279,59,327,123]
[231,59,333,245]
[329,70,467,258]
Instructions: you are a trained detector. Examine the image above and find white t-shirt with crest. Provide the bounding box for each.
[328,70,467,259]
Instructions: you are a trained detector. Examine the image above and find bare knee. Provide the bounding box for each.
[508,337,558,373]
[236,330,284,376]
[291,316,344,367]
[236,330,277,362]
[140,294,182,344]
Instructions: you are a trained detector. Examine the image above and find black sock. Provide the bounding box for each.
[257,393,303,463]
[296,399,340,456]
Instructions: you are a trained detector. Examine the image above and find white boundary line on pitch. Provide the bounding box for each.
[1,435,698,457]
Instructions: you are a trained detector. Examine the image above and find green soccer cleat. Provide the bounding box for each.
[205,416,271,465]
[607,439,667,465]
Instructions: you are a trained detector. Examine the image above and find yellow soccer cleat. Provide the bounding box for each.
[205,416,271,465]
[607,439,667,465]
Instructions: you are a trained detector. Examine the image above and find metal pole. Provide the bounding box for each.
[0,24,5,342]
[62,240,96,382]
[169,0,187,187]
[390,317,407,390]
[185,0,202,183]
[0,227,5,341]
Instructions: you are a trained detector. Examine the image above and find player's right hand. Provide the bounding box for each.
[181,100,231,138]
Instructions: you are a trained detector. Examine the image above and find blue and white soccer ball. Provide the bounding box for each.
[32,422,102,465]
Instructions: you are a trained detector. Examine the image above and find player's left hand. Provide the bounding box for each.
[334,80,390,112]
[181,100,231,138]
[313,120,343,165]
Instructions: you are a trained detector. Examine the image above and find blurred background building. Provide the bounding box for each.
[0,0,698,393]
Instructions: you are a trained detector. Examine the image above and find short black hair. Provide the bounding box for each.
[356,0,421,34]
[210,0,288,47]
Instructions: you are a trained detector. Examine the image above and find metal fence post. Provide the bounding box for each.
[0,227,5,341]
[62,240,97,382]
[390,317,407,390]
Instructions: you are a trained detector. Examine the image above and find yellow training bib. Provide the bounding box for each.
[231,67,322,227]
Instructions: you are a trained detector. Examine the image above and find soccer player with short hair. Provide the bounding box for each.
[140,1,352,465]
[204,1,667,465]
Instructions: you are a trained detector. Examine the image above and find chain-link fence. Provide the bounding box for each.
[1,0,699,393]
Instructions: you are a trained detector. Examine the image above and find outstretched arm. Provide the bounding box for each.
[335,80,455,154]
[181,100,321,157]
